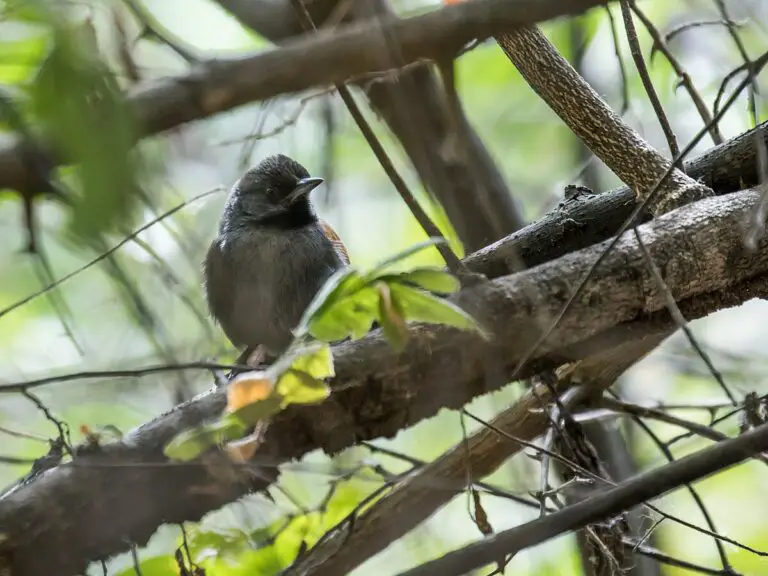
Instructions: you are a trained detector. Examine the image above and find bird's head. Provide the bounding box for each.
[225,154,324,229]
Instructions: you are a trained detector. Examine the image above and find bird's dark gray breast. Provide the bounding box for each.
[204,223,343,355]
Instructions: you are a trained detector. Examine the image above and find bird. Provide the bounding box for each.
[203,154,349,367]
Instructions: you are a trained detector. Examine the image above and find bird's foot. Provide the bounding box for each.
[245,345,268,369]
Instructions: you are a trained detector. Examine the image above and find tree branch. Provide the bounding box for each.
[1,187,768,575]
[0,0,607,196]
[400,421,768,576]
[495,26,712,215]
[281,271,768,576]
[465,120,768,279]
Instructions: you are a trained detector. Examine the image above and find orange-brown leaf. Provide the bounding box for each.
[226,371,275,412]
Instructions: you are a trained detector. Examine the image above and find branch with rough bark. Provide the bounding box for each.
[467,120,768,277]
[495,25,712,215]
[0,0,606,196]
[2,185,768,575]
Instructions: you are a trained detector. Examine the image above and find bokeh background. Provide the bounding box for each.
[1,0,768,574]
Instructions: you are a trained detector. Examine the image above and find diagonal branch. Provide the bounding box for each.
[400,421,768,576]
[495,25,711,215]
[0,0,608,197]
[465,120,768,279]
[2,187,768,575]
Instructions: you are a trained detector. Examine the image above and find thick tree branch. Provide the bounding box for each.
[0,0,607,196]
[496,26,712,215]
[2,188,768,575]
[282,271,768,576]
[466,121,768,279]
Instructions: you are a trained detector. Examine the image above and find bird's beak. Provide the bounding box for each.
[284,177,324,205]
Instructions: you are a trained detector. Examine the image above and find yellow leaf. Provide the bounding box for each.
[278,369,331,406]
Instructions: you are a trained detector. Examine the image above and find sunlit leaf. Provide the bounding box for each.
[295,268,362,336]
[114,554,176,576]
[273,344,333,406]
[307,286,378,342]
[0,33,49,86]
[187,520,289,563]
[230,395,283,427]
[273,343,334,380]
[376,281,408,351]
[278,369,331,406]
[389,283,486,335]
[163,416,247,461]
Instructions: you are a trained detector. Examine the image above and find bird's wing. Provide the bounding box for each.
[203,239,236,328]
[319,219,350,266]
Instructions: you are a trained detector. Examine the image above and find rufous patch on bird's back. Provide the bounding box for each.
[320,219,350,266]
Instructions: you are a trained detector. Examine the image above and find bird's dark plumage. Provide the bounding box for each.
[204,154,348,359]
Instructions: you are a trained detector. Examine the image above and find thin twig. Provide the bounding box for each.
[462,409,767,557]
[605,5,630,115]
[21,389,71,452]
[713,0,758,124]
[665,19,746,44]
[0,361,241,394]
[360,441,545,510]
[630,3,722,144]
[399,423,768,576]
[122,0,201,63]
[633,227,737,403]
[629,413,733,572]
[713,50,768,123]
[620,0,680,161]
[629,540,740,576]
[287,0,466,276]
[0,187,223,321]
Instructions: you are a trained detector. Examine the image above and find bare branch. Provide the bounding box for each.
[399,422,768,576]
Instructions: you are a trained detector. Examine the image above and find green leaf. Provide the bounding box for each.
[272,344,334,406]
[114,555,176,576]
[296,268,363,336]
[163,415,247,461]
[376,282,409,351]
[0,34,49,86]
[389,283,486,335]
[279,343,335,379]
[387,267,460,294]
[230,395,284,427]
[31,21,142,242]
[307,286,378,342]
[278,369,331,406]
[364,237,448,279]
